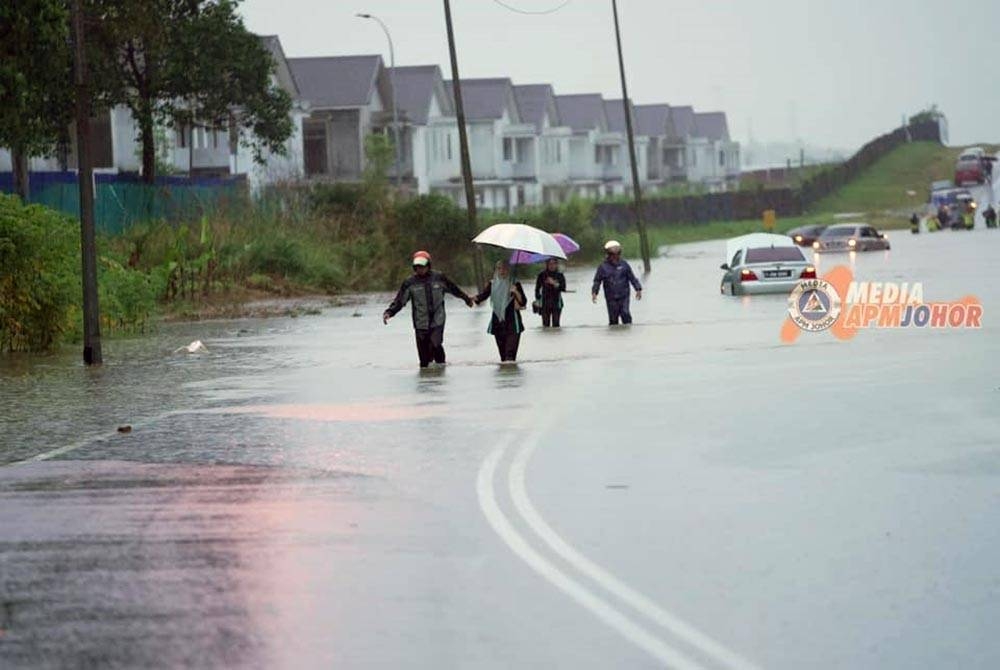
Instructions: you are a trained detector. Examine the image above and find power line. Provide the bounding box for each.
[491,0,572,16]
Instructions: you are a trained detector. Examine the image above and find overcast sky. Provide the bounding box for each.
[239,0,999,151]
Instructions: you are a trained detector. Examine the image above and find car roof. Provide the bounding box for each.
[725,233,795,260]
[821,223,871,234]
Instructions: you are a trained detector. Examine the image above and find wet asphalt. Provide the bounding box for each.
[2,200,1000,668]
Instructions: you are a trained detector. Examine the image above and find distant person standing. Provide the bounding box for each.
[535,258,566,328]
[935,205,948,232]
[475,260,527,363]
[592,240,643,325]
[383,251,474,368]
[910,212,920,234]
[984,204,997,229]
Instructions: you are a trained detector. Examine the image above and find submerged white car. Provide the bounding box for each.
[720,233,815,296]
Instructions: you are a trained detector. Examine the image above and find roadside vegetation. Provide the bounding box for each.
[0,194,159,352]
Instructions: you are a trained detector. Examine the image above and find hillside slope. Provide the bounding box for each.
[811,142,993,218]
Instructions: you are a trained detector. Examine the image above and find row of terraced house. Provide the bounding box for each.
[294,47,741,211]
[0,36,740,211]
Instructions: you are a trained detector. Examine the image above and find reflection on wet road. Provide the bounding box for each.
[2,229,1000,668]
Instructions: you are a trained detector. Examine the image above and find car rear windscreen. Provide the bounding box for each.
[823,228,856,237]
[745,247,805,263]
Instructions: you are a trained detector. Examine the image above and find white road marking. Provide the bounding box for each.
[509,432,762,670]
[7,410,187,467]
[477,441,708,670]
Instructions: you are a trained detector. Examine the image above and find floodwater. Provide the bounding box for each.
[2,218,1000,668]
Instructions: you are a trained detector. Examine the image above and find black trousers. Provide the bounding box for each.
[414,326,445,367]
[606,296,632,325]
[541,308,561,328]
[493,331,521,362]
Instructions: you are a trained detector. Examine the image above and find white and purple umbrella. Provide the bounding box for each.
[473,223,567,259]
[508,232,579,265]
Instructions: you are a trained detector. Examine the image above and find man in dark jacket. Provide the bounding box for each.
[591,240,642,325]
[383,251,473,367]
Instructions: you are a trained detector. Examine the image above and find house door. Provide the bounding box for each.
[303,120,328,176]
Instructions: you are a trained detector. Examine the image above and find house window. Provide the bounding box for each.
[594,146,601,164]
[503,138,513,162]
[177,126,187,149]
[719,150,725,167]
[446,133,452,160]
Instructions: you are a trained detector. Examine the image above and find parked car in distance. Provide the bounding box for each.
[955,157,985,185]
[813,223,890,252]
[720,233,815,296]
[787,224,828,246]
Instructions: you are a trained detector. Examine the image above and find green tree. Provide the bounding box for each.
[0,0,73,199]
[88,0,292,183]
[909,105,944,126]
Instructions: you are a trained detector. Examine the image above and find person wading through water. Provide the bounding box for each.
[383,251,473,368]
[592,240,643,325]
[475,260,527,363]
[535,257,567,328]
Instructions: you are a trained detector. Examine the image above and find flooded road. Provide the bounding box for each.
[2,227,1000,669]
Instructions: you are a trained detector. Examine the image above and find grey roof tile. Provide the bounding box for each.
[668,105,695,139]
[288,55,383,109]
[388,65,450,124]
[514,84,559,132]
[634,104,671,137]
[555,94,607,133]
[444,78,516,121]
[694,112,730,141]
[603,98,635,134]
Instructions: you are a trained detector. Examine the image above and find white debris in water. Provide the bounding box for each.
[175,340,207,354]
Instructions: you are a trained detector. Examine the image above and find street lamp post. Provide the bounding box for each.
[357,13,402,189]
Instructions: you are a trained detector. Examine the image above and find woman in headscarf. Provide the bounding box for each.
[535,257,566,328]
[475,260,527,362]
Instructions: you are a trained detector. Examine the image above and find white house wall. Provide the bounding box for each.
[111,106,140,172]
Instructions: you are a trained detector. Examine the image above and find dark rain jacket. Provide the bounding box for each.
[535,270,566,311]
[592,259,642,301]
[385,271,470,331]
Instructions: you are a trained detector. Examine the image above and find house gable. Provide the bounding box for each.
[288,55,384,110]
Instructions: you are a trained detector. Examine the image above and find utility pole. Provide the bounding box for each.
[611,0,650,273]
[442,0,485,288]
[71,0,102,365]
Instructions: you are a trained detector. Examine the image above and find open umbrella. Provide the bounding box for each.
[509,232,579,265]
[473,223,567,259]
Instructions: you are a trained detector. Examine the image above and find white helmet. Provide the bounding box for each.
[604,240,622,252]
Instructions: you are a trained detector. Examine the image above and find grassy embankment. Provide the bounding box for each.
[614,141,981,257]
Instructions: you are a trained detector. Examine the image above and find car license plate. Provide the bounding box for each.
[764,270,791,278]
